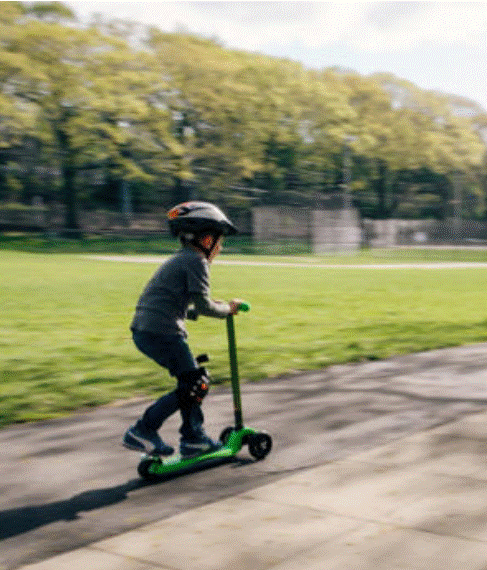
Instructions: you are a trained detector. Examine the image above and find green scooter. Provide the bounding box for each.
[137,303,272,480]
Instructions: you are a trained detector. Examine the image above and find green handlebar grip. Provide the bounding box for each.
[239,302,251,312]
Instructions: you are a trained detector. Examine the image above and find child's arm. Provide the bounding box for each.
[190,294,242,319]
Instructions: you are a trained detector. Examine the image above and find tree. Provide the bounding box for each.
[0,5,185,230]
[335,72,487,218]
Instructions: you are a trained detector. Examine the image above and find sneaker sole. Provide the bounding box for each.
[153,448,175,457]
[125,430,174,456]
[180,450,204,459]
[123,441,146,452]
[180,446,221,458]
[123,442,175,456]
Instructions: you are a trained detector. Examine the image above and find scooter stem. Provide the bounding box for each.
[226,309,247,431]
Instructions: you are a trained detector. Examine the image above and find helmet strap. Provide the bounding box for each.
[185,233,220,259]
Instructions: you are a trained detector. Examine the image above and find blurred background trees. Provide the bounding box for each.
[0,1,486,232]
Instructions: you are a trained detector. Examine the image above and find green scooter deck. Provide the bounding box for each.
[139,428,257,479]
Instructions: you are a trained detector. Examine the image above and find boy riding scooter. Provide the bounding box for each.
[123,201,245,458]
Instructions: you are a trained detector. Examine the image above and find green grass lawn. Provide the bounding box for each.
[2,249,487,426]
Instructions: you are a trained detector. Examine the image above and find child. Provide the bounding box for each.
[123,201,244,458]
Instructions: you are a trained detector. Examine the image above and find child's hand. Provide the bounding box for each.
[229,299,245,315]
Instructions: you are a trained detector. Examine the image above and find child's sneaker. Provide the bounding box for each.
[123,423,174,456]
[180,435,222,458]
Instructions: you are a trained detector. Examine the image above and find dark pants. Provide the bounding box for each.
[132,330,205,441]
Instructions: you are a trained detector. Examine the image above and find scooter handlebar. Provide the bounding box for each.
[238,302,251,312]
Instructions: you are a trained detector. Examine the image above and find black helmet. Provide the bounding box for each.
[167,201,237,238]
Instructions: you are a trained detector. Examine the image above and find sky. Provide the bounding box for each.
[66,1,487,112]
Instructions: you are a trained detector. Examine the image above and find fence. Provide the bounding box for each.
[363,219,487,247]
[2,202,487,250]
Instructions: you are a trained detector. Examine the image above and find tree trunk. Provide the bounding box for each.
[61,162,80,235]
[55,126,82,237]
[376,160,388,219]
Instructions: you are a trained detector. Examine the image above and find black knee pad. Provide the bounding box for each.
[178,367,210,406]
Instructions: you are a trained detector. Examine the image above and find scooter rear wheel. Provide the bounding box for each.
[219,426,235,444]
[138,457,161,481]
[248,432,272,460]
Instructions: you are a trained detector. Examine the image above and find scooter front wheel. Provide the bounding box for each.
[248,432,272,460]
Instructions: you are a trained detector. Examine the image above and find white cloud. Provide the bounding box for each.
[68,2,486,52]
[206,2,486,53]
[355,2,486,51]
[67,1,487,109]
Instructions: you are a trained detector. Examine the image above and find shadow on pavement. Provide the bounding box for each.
[0,456,258,541]
[0,479,148,540]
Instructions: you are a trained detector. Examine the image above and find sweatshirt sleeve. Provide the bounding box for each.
[190,293,231,319]
[185,250,231,319]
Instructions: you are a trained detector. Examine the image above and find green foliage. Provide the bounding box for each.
[26,2,76,21]
[0,5,185,227]
[0,4,485,224]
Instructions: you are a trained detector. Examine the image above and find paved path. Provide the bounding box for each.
[86,255,487,270]
[3,343,487,569]
[16,406,487,570]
